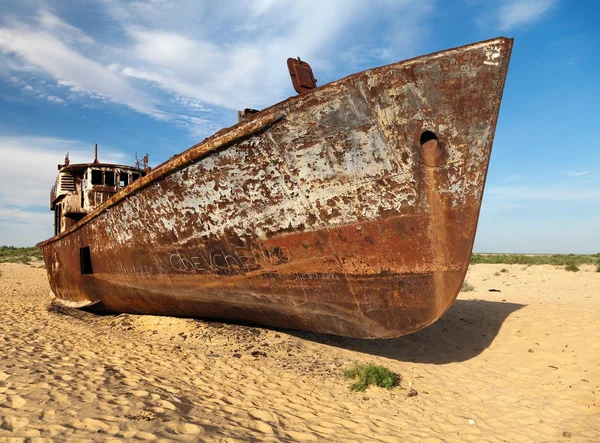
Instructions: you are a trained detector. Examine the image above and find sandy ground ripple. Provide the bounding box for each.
[0,262,598,442]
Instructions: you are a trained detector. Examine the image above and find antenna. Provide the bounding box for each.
[93,144,99,164]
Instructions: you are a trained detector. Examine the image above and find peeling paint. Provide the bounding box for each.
[38,37,513,339]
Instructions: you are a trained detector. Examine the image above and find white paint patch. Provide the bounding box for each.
[484,45,502,66]
[60,39,504,261]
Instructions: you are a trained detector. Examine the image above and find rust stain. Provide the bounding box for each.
[38,37,513,339]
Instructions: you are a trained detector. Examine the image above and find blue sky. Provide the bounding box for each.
[0,0,598,253]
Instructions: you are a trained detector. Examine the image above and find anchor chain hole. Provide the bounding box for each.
[420,130,438,146]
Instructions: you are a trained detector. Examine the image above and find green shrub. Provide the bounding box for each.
[470,254,597,266]
[342,363,399,392]
[0,246,42,264]
[461,281,475,292]
[565,264,579,272]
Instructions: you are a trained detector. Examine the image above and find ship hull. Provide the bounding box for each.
[38,38,513,338]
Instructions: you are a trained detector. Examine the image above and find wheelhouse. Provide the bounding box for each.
[50,161,145,236]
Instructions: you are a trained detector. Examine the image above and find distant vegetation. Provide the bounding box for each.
[564,264,580,272]
[0,246,43,265]
[342,363,399,392]
[470,253,600,267]
[461,281,475,292]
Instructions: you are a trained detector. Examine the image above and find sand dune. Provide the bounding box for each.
[0,262,598,441]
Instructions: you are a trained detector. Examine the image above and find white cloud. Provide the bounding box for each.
[104,0,432,110]
[503,174,522,182]
[498,0,557,30]
[0,205,52,247]
[474,213,600,254]
[47,95,65,104]
[174,115,220,140]
[0,20,156,115]
[0,0,433,135]
[0,206,46,224]
[170,96,210,113]
[566,171,589,177]
[22,84,33,91]
[37,10,95,46]
[487,185,600,201]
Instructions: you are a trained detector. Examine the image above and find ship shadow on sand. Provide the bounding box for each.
[49,298,524,365]
[289,299,524,364]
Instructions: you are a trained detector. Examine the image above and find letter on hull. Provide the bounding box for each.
[38,38,513,338]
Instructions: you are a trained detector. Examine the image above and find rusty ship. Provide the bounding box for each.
[38,37,513,339]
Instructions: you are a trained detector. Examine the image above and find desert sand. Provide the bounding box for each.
[0,262,598,442]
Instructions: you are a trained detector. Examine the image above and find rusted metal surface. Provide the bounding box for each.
[287,57,317,93]
[237,108,260,122]
[38,37,513,339]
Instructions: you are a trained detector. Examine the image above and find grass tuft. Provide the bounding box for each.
[564,264,579,272]
[500,268,509,273]
[342,363,399,392]
[597,263,600,273]
[460,281,475,292]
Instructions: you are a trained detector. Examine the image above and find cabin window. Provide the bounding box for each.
[54,205,62,235]
[105,171,115,186]
[119,173,129,187]
[132,173,140,182]
[91,169,103,185]
[80,246,93,275]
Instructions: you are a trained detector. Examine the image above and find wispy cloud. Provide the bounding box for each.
[36,11,95,46]
[480,201,524,214]
[498,0,558,30]
[0,205,51,247]
[566,171,589,177]
[0,206,47,224]
[0,14,157,115]
[47,95,65,104]
[115,0,368,111]
[503,174,522,182]
[488,185,600,201]
[1,0,433,137]
[173,115,221,140]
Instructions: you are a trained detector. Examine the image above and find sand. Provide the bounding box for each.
[0,262,598,442]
